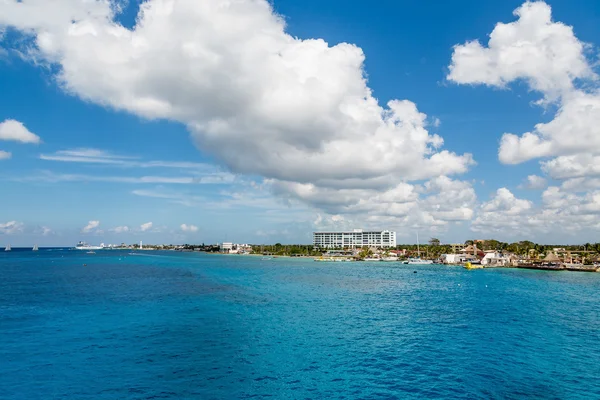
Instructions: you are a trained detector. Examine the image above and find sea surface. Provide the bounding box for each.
[1,249,600,399]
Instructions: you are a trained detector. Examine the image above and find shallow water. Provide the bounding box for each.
[1,250,599,399]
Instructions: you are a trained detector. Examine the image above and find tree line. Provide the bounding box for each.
[175,239,600,258]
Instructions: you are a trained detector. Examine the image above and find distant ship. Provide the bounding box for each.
[74,241,103,250]
[4,244,10,252]
[32,244,38,251]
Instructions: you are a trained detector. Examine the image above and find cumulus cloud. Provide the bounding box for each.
[519,175,547,190]
[275,175,477,230]
[449,1,600,166]
[81,220,100,233]
[39,226,53,236]
[139,222,153,232]
[180,224,198,233]
[0,221,24,235]
[0,119,41,144]
[498,92,600,165]
[472,186,600,236]
[472,188,540,234]
[449,1,600,237]
[110,225,130,233]
[448,1,594,100]
[0,0,474,226]
[481,188,532,215]
[0,150,11,160]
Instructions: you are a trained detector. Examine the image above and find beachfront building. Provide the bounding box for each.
[442,253,470,264]
[481,251,511,266]
[220,242,233,252]
[220,242,253,254]
[313,229,396,249]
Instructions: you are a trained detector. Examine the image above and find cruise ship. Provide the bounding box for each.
[74,241,104,250]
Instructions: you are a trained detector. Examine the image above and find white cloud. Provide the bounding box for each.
[449,1,600,238]
[140,222,153,232]
[481,188,532,215]
[541,153,600,180]
[472,189,537,233]
[39,226,53,236]
[40,148,215,170]
[81,220,100,233]
[0,221,24,234]
[561,177,600,192]
[180,223,198,233]
[17,170,235,185]
[498,91,600,165]
[40,148,135,164]
[519,175,547,190]
[110,225,130,233]
[449,1,600,167]
[0,119,41,144]
[33,226,54,236]
[274,175,477,230]
[0,0,473,223]
[447,1,594,100]
[472,186,600,236]
[0,150,11,160]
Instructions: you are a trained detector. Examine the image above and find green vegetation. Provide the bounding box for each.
[251,244,323,256]
[123,240,600,262]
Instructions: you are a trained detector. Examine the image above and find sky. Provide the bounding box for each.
[2,0,600,246]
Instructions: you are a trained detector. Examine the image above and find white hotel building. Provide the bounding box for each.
[313,229,396,248]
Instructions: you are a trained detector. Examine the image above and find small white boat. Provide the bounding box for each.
[364,257,381,262]
[86,251,96,254]
[405,232,434,265]
[32,244,38,251]
[315,256,352,262]
[261,257,273,260]
[4,244,11,252]
[405,257,434,265]
[381,256,399,262]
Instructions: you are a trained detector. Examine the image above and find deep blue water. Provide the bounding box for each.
[1,250,600,399]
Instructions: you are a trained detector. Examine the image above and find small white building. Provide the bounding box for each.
[442,254,469,264]
[481,251,511,266]
[220,242,233,252]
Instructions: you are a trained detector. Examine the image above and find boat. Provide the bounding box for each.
[74,241,103,250]
[464,262,483,270]
[4,244,11,252]
[405,257,434,265]
[404,232,433,264]
[363,257,381,262]
[315,256,352,262]
[32,244,38,251]
[381,256,399,262]
[261,256,273,260]
[86,251,96,254]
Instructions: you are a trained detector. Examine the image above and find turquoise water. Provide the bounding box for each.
[1,250,600,399]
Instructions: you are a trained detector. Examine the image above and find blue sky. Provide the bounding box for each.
[1,0,600,246]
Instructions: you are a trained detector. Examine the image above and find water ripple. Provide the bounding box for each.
[1,252,600,398]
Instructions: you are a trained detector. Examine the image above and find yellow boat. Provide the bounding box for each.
[464,262,483,270]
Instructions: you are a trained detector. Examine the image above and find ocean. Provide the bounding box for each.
[1,249,600,399]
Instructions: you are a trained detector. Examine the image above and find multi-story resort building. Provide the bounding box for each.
[313,229,396,248]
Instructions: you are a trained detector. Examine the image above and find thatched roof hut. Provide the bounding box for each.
[543,252,561,262]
